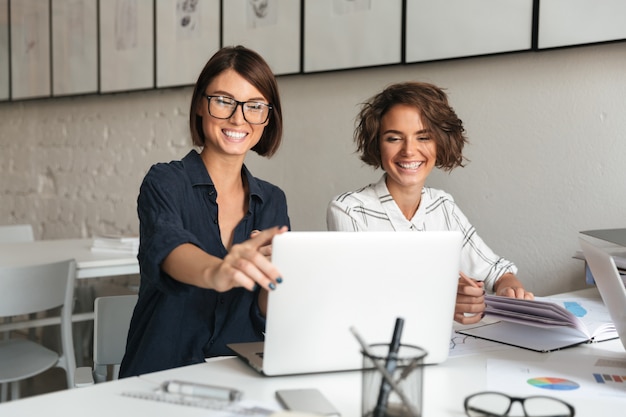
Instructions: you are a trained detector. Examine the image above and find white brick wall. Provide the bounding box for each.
[0,87,193,239]
[1,42,626,297]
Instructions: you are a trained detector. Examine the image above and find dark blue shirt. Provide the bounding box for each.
[119,150,290,377]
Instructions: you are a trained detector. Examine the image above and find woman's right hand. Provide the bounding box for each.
[208,226,287,292]
[162,226,287,293]
[454,272,486,325]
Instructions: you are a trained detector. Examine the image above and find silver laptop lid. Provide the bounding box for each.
[579,235,626,351]
[262,231,463,376]
[581,228,626,247]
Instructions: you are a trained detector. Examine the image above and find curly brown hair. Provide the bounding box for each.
[355,81,468,171]
[189,45,283,157]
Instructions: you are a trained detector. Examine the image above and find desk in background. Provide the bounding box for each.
[0,238,139,279]
[0,238,139,323]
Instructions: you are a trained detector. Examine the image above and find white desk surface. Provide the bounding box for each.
[0,238,139,279]
[0,339,624,416]
[2,288,625,416]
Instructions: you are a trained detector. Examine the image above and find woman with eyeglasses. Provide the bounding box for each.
[120,46,289,377]
[327,81,533,325]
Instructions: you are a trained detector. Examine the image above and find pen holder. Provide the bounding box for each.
[361,343,427,417]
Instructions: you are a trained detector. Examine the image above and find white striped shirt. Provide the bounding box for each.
[327,174,517,292]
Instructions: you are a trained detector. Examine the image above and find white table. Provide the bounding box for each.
[0,338,624,416]
[0,238,139,279]
[2,281,625,415]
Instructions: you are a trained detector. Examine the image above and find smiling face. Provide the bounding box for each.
[379,104,437,195]
[198,68,269,159]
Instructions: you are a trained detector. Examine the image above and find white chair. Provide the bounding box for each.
[0,224,35,243]
[0,224,35,400]
[0,259,77,401]
[74,294,137,386]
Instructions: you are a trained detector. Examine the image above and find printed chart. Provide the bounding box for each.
[527,377,580,391]
[487,356,626,398]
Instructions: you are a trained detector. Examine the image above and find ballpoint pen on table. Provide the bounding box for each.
[373,317,404,417]
[349,326,419,417]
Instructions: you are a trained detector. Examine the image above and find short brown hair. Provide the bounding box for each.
[355,81,468,171]
[189,45,283,157]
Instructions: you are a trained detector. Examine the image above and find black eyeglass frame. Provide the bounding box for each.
[204,95,273,125]
[464,391,575,417]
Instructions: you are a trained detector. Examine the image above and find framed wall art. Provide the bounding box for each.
[99,0,154,93]
[51,0,98,96]
[155,0,220,88]
[303,0,402,73]
[223,0,301,75]
[0,0,8,101]
[537,0,626,49]
[10,0,51,100]
[405,0,533,63]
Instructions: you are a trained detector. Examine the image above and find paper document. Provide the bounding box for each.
[457,295,618,352]
[122,390,279,416]
[91,235,139,254]
[487,356,626,398]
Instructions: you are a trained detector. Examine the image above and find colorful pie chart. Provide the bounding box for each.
[527,377,580,391]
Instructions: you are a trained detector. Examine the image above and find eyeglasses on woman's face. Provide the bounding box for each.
[464,391,575,417]
[204,95,272,125]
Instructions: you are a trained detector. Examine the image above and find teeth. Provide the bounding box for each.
[398,162,422,169]
[224,130,246,139]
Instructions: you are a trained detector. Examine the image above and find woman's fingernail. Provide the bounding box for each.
[252,284,259,291]
[276,277,283,284]
[269,282,276,290]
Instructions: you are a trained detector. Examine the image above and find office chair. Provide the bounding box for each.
[74,294,137,387]
[0,259,77,402]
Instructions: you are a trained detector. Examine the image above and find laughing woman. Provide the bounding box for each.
[120,46,289,377]
[327,81,533,324]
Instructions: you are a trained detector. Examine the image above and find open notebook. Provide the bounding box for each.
[457,293,617,352]
[458,236,623,353]
[228,231,463,376]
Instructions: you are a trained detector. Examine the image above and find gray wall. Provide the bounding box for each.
[1,42,625,296]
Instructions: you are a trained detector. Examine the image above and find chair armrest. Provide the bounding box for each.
[74,367,95,388]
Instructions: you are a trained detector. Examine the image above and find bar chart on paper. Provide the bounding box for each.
[593,374,626,384]
[593,358,626,384]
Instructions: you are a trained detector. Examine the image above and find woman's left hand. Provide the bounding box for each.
[494,273,534,299]
[495,286,534,299]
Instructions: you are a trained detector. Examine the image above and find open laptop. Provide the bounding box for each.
[228,231,463,376]
[579,235,626,351]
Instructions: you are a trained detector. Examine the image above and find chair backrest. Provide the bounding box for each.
[0,259,77,388]
[0,224,34,243]
[0,259,76,317]
[93,294,137,382]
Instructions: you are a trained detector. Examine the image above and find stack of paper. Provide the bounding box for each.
[91,235,139,254]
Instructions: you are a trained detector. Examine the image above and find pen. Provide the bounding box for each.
[373,317,404,417]
[349,326,419,417]
[161,380,242,402]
